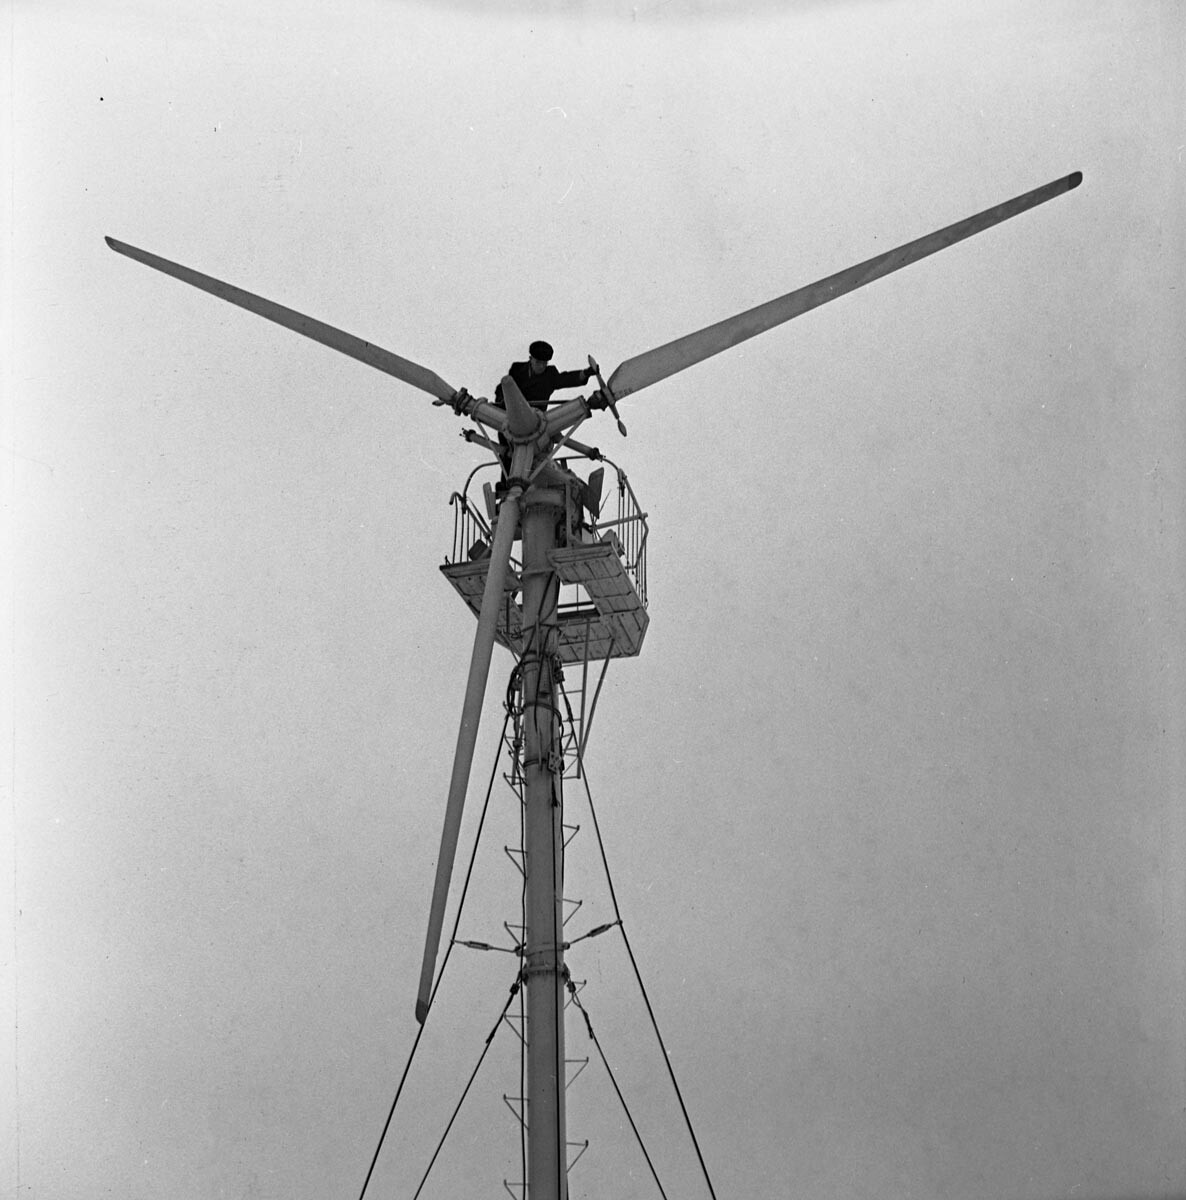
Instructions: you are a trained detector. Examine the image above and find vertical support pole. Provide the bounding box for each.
[519,486,568,1200]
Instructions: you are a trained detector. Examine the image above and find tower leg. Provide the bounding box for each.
[519,489,568,1200]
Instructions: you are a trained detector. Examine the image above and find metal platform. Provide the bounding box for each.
[549,541,648,660]
[438,557,526,652]
[440,537,648,663]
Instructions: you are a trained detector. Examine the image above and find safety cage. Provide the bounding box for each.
[441,458,649,663]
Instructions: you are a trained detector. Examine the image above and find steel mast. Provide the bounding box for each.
[518,481,570,1200]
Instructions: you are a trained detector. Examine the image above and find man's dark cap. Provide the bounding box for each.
[529,340,554,362]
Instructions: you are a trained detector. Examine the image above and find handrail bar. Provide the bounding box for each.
[591,513,649,530]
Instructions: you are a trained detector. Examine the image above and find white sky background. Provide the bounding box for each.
[4,1,1185,1198]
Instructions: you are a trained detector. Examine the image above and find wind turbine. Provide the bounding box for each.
[105,167,1081,1199]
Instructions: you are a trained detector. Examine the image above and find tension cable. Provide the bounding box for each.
[567,982,670,1200]
[355,709,513,1200]
[411,978,521,1200]
[578,765,721,1200]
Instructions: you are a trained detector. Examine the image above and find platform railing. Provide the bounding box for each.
[447,488,492,565]
[588,462,648,608]
[447,457,647,609]
[447,463,522,572]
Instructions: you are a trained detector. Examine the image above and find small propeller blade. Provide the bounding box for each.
[104,236,458,402]
[585,467,605,518]
[415,472,526,1024]
[605,171,1082,400]
[588,355,626,436]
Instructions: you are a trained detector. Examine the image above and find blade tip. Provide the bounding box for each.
[1067,170,1083,190]
[415,998,429,1025]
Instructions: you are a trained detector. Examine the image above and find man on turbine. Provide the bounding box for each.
[496,340,594,412]
[492,340,602,529]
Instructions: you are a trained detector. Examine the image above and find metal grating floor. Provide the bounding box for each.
[440,541,648,663]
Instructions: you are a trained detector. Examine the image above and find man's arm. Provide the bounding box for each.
[549,366,594,390]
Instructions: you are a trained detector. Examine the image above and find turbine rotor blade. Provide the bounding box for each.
[104,236,458,402]
[499,374,541,437]
[606,170,1082,400]
[415,460,527,1024]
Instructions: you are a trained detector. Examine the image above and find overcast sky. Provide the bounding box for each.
[4,2,1185,1199]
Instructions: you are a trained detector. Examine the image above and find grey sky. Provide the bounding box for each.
[4,2,1184,1198]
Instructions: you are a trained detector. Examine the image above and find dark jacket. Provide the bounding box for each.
[498,360,588,411]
